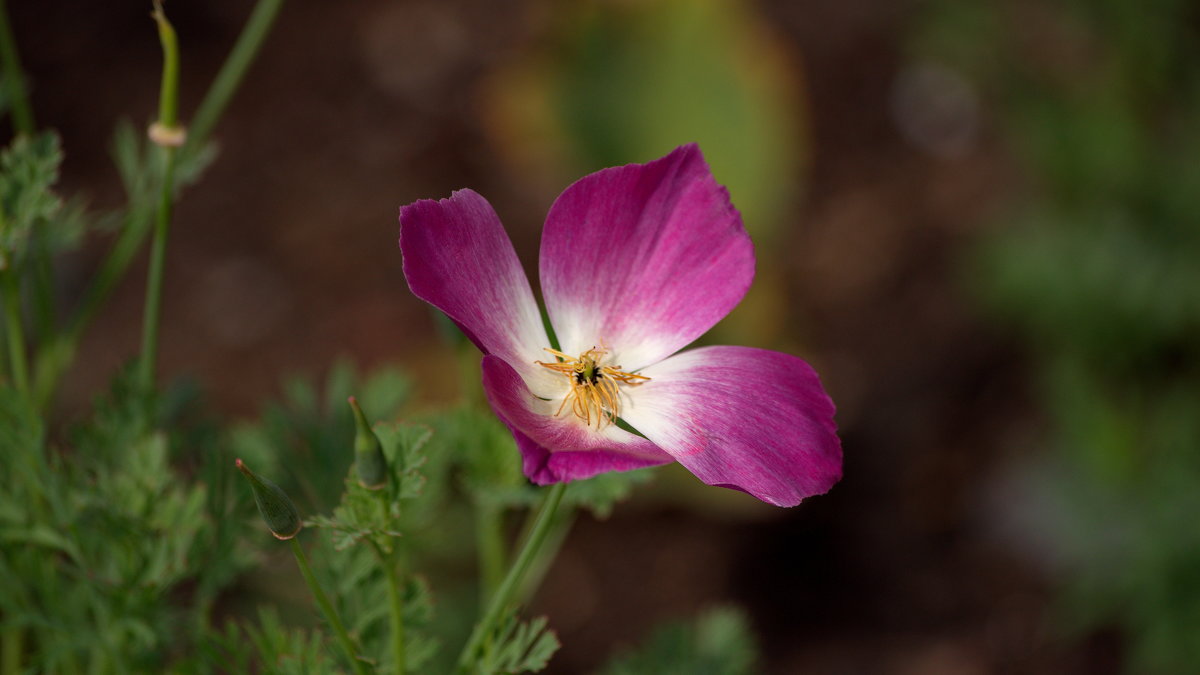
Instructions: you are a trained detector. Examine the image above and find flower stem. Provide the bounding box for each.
[290,538,371,675]
[454,482,567,673]
[516,507,575,604]
[0,0,34,135]
[370,541,406,675]
[476,502,506,604]
[184,0,284,154]
[136,149,175,394]
[137,2,180,394]
[33,0,286,410]
[2,271,29,397]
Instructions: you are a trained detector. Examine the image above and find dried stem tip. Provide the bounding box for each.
[236,458,302,540]
[349,396,388,490]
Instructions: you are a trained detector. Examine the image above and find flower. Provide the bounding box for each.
[399,144,841,506]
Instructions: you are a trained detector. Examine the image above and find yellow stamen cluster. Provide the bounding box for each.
[536,346,649,428]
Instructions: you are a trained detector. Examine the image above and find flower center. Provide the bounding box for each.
[536,346,649,428]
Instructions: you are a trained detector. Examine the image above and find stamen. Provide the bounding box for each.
[535,346,649,428]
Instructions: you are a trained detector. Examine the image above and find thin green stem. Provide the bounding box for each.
[151,2,179,129]
[290,538,371,675]
[2,271,29,396]
[370,541,406,675]
[66,212,152,343]
[32,0,286,409]
[136,148,174,392]
[516,507,575,604]
[137,3,181,393]
[35,209,153,408]
[0,0,34,135]
[185,0,284,154]
[476,502,506,605]
[454,482,567,673]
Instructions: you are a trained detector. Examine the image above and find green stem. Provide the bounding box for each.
[185,0,284,154]
[454,483,567,673]
[137,2,180,393]
[32,0,286,409]
[151,2,179,129]
[35,209,153,409]
[66,212,151,344]
[290,538,371,675]
[2,271,29,396]
[136,147,174,392]
[370,541,406,675]
[516,507,575,604]
[476,502,506,605]
[0,0,34,135]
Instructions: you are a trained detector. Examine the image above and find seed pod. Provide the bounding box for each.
[349,396,388,490]
[236,459,302,540]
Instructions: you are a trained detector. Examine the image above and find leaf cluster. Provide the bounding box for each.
[913,0,1200,671]
[472,613,559,675]
[0,132,80,270]
[0,370,249,672]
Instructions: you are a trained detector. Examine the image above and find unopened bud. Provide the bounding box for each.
[349,396,388,490]
[236,459,302,539]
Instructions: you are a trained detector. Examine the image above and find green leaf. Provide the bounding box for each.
[378,421,432,500]
[0,132,66,270]
[306,421,431,550]
[475,613,559,674]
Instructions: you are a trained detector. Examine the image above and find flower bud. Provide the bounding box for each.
[236,458,301,540]
[348,396,387,490]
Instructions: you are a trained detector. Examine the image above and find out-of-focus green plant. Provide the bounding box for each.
[0,0,285,671]
[912,0,1200,671]
[599,607,758,675]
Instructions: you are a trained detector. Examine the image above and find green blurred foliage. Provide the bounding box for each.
[0,369,251,672]
[553,0,801,234]
[472,614,560,675]
[486,0,806,240]
[0,132,74,270]
[913,0,1200,671]
[598,606,758,675]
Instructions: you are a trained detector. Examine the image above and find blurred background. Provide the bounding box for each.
[8,0,1199,672]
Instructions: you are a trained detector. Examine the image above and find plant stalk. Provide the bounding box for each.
[184,0,284,154]
[34,0,286,409]
[137,2,181,393]
[370,541,406,675]
[290,538,371,675]
[454,482,567,673]
[476,502,506,605]
[136,148,174,392]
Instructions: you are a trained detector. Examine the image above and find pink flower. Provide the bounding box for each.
[399,144,841,506]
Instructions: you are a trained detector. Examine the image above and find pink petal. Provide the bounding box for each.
[539,144,755,372]
[480,355,673,484]
[400,190,551,385]
[619,346,842,507]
